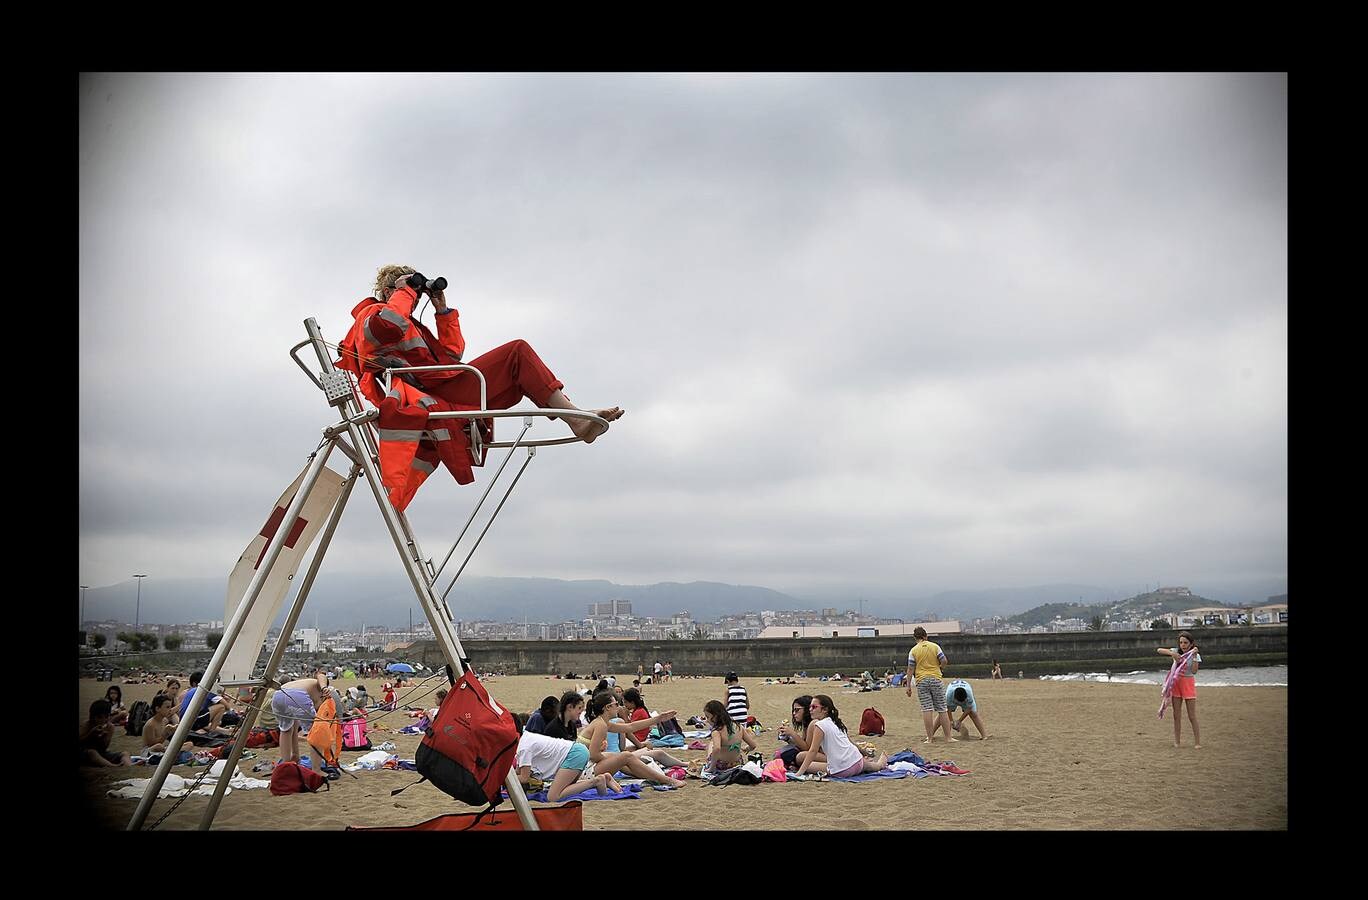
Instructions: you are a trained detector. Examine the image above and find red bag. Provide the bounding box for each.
[346,801,583,832]
[398,669,519,809]
[245,728,280,749]
[269,760,330,796]
[858,707,886,736]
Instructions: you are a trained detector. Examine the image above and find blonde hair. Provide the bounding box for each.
[374,264,417,298]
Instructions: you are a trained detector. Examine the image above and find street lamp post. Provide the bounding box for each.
[896,618,905,635]
[133,574,148,630]
[80,585,89,633]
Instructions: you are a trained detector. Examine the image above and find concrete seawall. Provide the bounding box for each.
[407,627,1287,677]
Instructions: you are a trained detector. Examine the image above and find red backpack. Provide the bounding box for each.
[394,669,519,811]
[269,760,329,796]
[858,707,886,736]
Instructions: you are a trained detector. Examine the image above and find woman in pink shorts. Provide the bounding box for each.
[1158,632,1202,748]
[793,695,889,779]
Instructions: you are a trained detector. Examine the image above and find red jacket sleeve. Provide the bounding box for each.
[435,308,465,362]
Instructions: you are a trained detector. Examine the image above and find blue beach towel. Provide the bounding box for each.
[520,782,644,802]
[828,769,915,783]
[888,750,926,766]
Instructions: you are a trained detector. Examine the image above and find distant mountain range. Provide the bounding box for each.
[1006,591,1251,628]
[79,575,1284,632]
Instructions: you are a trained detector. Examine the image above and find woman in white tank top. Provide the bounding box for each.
[794,695,889,779]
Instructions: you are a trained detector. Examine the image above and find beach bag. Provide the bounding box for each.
[395,669,519,812]
[761,759,789,782]
[125,700,153,737]
[341,718,371,751]
[858,707,886,736]
[245,728,280,749]
[307,696,343,767]
[269,760,329,795]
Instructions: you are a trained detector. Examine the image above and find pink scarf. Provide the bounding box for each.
[1158,649,1198,719]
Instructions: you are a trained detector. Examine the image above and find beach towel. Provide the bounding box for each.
[107,769,271,800]
[107,774,211,800]
[1158,649,1198,719]
[829,769,913,783]
[522,783,643,802]
[887,750,926,766]
[650,733,686,748]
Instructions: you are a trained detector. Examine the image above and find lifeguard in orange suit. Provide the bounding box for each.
[337,264,623,510]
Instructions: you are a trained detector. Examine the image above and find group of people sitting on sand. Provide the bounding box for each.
[80,672,251,767]
[510,671,904,799]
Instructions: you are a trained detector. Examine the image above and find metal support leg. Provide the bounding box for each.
[301,319,540,829]
[196,463,361,829]
[127,440,339,831]
[431,417,534,583]
[342,418,540,830]
[441,447,536,603]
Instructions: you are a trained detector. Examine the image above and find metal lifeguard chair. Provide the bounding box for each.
[125,318,610,831]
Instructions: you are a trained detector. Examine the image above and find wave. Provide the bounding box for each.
[1039,665,1286,687]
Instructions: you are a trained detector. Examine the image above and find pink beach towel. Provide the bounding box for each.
[1158,649,1198,719]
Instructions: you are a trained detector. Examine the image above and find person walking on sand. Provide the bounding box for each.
[905,627,958,744]
[1158,632,1202,749]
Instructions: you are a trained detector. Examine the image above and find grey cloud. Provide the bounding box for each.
[79,73,1286,602]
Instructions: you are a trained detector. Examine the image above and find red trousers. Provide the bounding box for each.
[422,339,564,411]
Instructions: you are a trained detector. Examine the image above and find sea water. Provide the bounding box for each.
[1039,665,1286,687]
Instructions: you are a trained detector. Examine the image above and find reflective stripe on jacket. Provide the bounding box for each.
[335,287,485,511]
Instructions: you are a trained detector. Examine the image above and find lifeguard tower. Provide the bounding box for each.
[126,318,610,831]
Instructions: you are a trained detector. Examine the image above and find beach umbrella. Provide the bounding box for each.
[387,662,415,674]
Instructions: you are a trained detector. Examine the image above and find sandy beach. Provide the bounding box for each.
[79,673,1287,830]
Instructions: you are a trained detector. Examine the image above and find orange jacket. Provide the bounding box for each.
[307,696,342,767]
[337,284,466,390]
[335,287,487,510]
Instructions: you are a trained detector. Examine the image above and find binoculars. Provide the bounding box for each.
[405,272,448,293]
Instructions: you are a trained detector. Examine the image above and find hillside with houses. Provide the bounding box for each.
[1006,587,1288,632]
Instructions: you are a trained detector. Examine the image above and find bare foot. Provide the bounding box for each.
[947,737,961,742]
[1173,742,1181,748]
[570,407,624,443]
[1194,744,1201,750]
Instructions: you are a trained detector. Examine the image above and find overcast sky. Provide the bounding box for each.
[79,72,1287,606]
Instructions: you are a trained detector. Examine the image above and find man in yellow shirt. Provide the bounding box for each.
[905,627,958,744]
